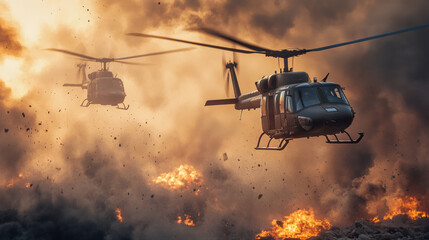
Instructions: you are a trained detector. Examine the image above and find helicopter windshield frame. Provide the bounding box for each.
[293,83,349,112]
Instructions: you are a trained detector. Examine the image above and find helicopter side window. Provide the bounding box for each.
[286,96,293,113]
[294,91,303,112]
[275,93,282,114]
[295,87,321,108]
[279,91,285,114]
[261,96,267,117]
[320,85,349,104]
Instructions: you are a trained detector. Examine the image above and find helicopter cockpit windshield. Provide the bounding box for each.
[294,84,348,111]
[97,78,124,92]
[320,85,349,104]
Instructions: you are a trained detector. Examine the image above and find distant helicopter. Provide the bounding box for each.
[128,24,429,149]
[45,48,191,110]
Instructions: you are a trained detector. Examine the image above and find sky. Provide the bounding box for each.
[1,0,429,239]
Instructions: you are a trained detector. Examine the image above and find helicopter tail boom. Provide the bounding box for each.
[63,83,83,87]
[205,98,238,106]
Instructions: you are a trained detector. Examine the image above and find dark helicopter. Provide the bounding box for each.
[45,48,191,110]
[128,24,429,149]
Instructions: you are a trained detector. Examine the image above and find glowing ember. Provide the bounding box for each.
[115,208,123,223]
[25,182,31,188]
[5,173,26,188]
[177,214,196,226]
[372,196,428,222]
[256,209,331,240]
[153,165,203,192]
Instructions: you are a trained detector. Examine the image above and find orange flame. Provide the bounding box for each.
[5,173,25,188]
[153,165,203,194]
[177,214,196,226]
[372,196,428,222]
[256,209,331,240]
[115,208,123,223]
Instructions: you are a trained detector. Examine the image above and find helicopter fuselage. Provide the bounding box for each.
[87,76,126,106]
[84,70,127,108]
[232,72,355,142]
[256,82,354,139]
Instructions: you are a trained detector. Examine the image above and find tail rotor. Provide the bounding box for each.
[63,63,88,88]
[222,53,239,98]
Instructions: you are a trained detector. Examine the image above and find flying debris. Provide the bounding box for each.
[45,47,192,110]
[129,24,429,150]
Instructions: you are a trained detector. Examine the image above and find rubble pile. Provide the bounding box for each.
[311,216,429,240]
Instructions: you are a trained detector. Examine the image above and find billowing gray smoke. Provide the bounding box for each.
[1,1,429,240]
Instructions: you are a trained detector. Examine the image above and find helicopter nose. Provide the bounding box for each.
[319,105,354,130]
[298,104,354,133]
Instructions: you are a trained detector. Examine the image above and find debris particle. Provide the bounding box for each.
[223,152,228,161]
[4,128,8,133]
[258,194,263,199]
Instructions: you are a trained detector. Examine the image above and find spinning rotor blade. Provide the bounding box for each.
[195,27,271,52]
[44,48,98,61]
[115,60,153,66]
[307,24,429,52]
[127,33,262,54]
[114,48,194,60]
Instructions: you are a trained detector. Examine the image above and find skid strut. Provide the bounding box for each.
[117,102,130,110]
[325,131,364,144]
[255,132,290,150]
[80,99,91,107]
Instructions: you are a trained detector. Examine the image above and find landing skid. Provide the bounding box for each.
[325,131,364,144]
[117,102,129,110]
[80,99,91,107]
[255,132,290,150]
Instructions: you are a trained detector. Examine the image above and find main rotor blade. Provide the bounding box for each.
[307,24,429,52]
[115,60,153,66]
[114,47,193,60]
[44,48,99,61]
[195,27,272,52]
[127,33,262,54]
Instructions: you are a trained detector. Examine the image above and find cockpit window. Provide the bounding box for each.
[97,79,124,91]
[294,87,321,110]
[320,85,348,104]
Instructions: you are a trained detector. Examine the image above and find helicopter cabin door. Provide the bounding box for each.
[274,93,283,130]
[278,91,286,129]
[261,95,276,132]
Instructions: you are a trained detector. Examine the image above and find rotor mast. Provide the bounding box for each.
[283,57,288,72]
